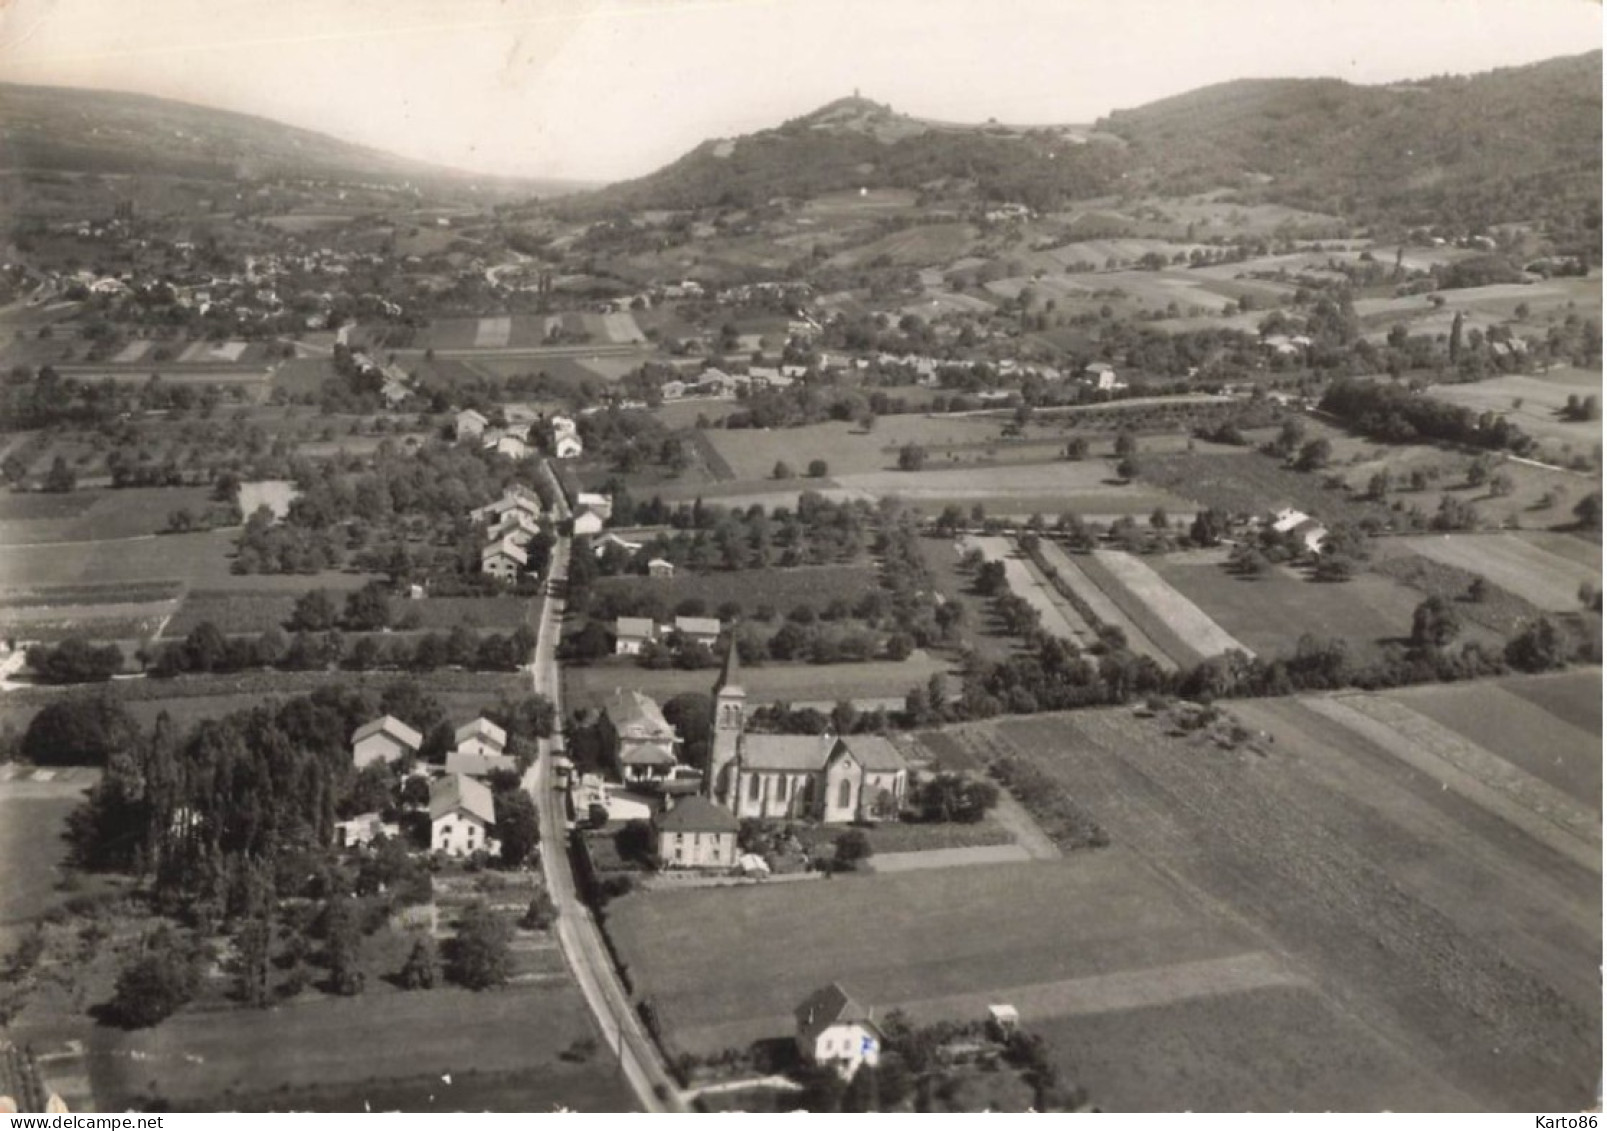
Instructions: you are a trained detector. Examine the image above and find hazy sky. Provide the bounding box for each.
[0,0,1599,182]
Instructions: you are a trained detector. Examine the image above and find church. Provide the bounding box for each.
[707,641,909,823]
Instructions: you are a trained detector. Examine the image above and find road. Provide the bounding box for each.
[525,475,686,1113]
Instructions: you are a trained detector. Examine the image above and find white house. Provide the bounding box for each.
[428,773,498,857]
[594,532,644,557]
[334,811,399,848]
[647,558,675,578]
[572,507,605,536]
[488,433,532,460]
[471,487,545,525]
[796,983,882,1077]
[672,616,722,648]
[456,408,489,440]
[1082,362,1126,391]
[491,508,543,546]
[575,492,613,520]
[1269,507,1310,534]
[482,536,529,581]
[454,717,508,759]
[615,616,657,656]
[554,432,584,459]
[447,717,515,778]
[654,795,739,870]
[351,715,424,769]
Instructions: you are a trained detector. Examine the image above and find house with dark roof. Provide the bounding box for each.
[653,795,739,869]
[795,983,882,1076]
[351,715,423,769]
[706,641,908,822]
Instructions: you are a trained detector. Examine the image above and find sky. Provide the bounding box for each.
[0,0,1599,183]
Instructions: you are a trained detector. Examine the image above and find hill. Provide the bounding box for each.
[567,96,1126,215]
[566,52,1599,240]
[0,82,585,199]
[1099,52,1602,234]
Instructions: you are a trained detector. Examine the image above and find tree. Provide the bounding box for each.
[234,917,273,1008]
[449,902,512,989]
[1113,431,1137,458]
[22,695,139,766]
[343,583,391,632]
[897,444,928,472]
[108,929,198,1028]
[1410,596,1461,651]
[522,888,558,930]
[319,896,365,996]
[289,590,337,632]
[1505,617,1570,673]
[42,455,76,493]
[772,460,795,480]
[807,459,829,478]
[1573,491,1602,531]
[495,789,541,867]
[1115,456,1139,481]
[1467,577,1489,603]
[1189,508,1230,547]
[833,829,872,871]
[1064,437,1089,461]
[1295,438,1332,472]
[397,936,438,990]
[1365,469,1392,501]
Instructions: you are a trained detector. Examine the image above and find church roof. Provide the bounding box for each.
[741,734,836,772]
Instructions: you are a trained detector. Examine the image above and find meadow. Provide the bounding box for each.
[1385,531,1600,612]
[592,564,876,618]
[991,697,1600,1111]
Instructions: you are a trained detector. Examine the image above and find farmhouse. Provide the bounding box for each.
[647,558,675,578]
[615,616,657,655]
[575,492,614,520]
[1269,507,1310,534]
[572,507,606,536]
[456,408,489,440]
[673,616,722,648]
[487,432,532,460]
[335,811,399,848]
[1081,362,1127,391]
[707,644,908,822]
[454,717,508,758]
[553,415,583,459]
[594,532,645,557]
[653,795,740,870]
[599,688,682,784]
[491,508,543,546]
[482,536,529,581]
[796,983,882,1077]
[351,715,423,769]
[429,773,498,857]
[471,486,545,525]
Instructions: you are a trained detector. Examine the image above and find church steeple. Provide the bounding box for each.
[714,633,745,731]
[708,634,746,805]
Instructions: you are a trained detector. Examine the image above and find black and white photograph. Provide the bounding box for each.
[0,0,1600,1115]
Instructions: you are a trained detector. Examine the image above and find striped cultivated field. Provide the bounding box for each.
[1090,549,1252,661]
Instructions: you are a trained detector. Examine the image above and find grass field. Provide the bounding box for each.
[988,698,1599,1110]
[1032,540,1174,669]
[1137,450,1391,528]
[833,461,1196,519]
[0,792,82,935]
[1373,672,1600,811]
[606,852,1262,1057]
[163,592,529,638]
[1147,550,1471,661]
[592,565,875,618]
[91,984,632,1112]
[0,670,532,736]
[0,487,220,546]
[1087,549,1251,661]
[563,651,949,713]
[0,529,238,589]
[1389,532,1601,611]
[1423,369,1605,452]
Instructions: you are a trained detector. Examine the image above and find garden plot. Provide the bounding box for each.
[474,316,512,348]
[1397,532,1600,611]
[1089,550,1251,661]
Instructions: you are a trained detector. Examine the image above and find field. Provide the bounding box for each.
[1137,449,1392,528]
[1423,368,1605,452]
[0,772,96,947]
[0,486,220,545]
[1032,540,1173,669]
[0,670,532,736]
[981,685,1599,1111]
[90,984,633,1112]
[563,651,949,713]
[606,852,1266,1059]
[592,564,875,617]
[963,537,1096,648]
[1147,549,1475,661]
[832,462,1196,519]
[1085,549,1251,661]
[1387,532,1601,611]
[163,591,530,638]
